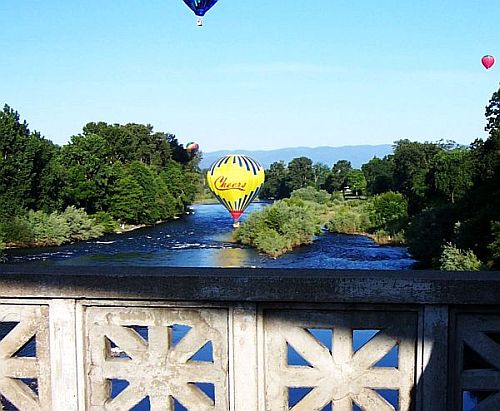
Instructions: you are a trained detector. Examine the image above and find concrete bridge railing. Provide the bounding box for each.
[0,266,499,410]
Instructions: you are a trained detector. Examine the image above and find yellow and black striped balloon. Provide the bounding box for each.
[206,154,265,222]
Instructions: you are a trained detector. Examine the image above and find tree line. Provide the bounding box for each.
[257,85,500,269]
[0,105,201,252]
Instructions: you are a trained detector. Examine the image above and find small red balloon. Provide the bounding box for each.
[481,55,495,70]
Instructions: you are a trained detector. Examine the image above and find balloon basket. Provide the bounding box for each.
[232,221,240,229]
[196,17,203,27]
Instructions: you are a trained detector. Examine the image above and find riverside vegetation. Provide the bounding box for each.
[236,85,500,270]
[0,111,202,256]
[2,84,500,270]
[234,187,407,258]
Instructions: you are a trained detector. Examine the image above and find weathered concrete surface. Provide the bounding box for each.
[0,265,499,305]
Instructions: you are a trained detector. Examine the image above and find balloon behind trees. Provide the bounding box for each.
[206,154,265,224]
[186,142,199,156]
[482,55,495,70]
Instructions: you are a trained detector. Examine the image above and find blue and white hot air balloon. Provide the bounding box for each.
[182,0,219,26]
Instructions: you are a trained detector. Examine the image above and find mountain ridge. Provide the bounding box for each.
[199,144,393,169]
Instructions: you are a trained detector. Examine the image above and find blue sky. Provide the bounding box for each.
[1,1,499,152]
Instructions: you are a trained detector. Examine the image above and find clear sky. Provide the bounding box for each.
[1,1,499,152]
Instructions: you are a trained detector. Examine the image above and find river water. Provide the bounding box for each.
[6,203,415,269]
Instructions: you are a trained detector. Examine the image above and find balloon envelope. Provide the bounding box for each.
[206,155,265,222]
[186,142,199,154]
[182,0,218,16]
[482,55,495,70]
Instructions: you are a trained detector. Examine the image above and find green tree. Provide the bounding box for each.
[109,174,144,223]
[345,169,367,196]
[0,105,57,215]
[371,191,408,235]
[325,160,352,193]
[312,162,331,190]
[260,161,289,199]
[57,133,116,213]
[429,148,473,204]
[392,139,442,213]
[362,156,394,195]
[455,86,500,264]
[485,86,500,133]
[161,160,197,213]
[82,122,174,166]
[406,205,459,266]
[286,157,314,192]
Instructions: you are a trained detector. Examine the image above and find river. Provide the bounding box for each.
[5,203,415,269]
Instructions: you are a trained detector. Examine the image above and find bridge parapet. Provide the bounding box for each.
[0,266,498,410]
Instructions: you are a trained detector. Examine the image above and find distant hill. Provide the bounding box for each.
[199,144,393,169]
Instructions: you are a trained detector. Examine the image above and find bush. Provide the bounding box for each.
[27,210,70,246]
[291,186,331,205]
[370,191,408,235]
[235,199,321,257]
[1,208,105,248]
[0,216,35,245]
[62,206,103,241]
[326,201,372,234]
[439,243,482,271]
[91,212,120,234]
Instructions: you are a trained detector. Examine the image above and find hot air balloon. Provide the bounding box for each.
[481,55,495,70]
[206,154,265,226]
[186,142,199,156]
[182,0,219,26]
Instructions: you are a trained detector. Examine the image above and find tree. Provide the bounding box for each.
[371,191,408,235]
[362,156,394,195]
[312,163,331,190]
[406,205,459,266]
[56,133,116,213]
[392,139,442,213]
[325,160,352,193]
[161,160,197,212]
[485,86,500,133]
[109,161,169,224]
[0,105,57,215]
[429,148,473,204]
[260,161,289,199]
[82,122,177,167]
[345,169,367,196]
[286,157,314,192]
[454,86,500,264]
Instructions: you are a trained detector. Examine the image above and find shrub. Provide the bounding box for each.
[439,243,482,271]
[91,212,120,234]
[326,201,372,234]
[0,216,35,245]
[62,206,103,241]
[291,186,331,205]
[235,199,321,257]
[370,191,408,235]
[26,210,70,246]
